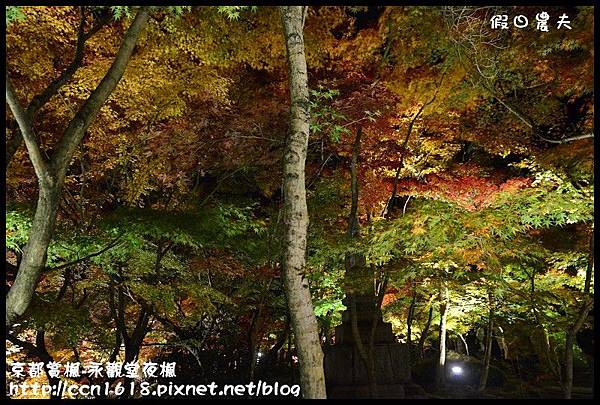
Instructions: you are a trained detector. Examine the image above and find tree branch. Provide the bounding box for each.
[5,7,110,167]
[5,74,52,186]
[537,132,594,144]
[382,71,446,218]
[50,6,151,180]
[47,231,125,272]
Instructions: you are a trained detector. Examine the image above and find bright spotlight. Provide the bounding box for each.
[451,365,463,375]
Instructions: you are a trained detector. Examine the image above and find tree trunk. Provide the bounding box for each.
[495,326,508,359]
[5,185,61,327]
[345,124,380,396]
[347,126,362,238]
[562,304,593,399]
[248,308,260,380]
[418,303,434,359]
[279,6,326,399]
[345,125,378,397]
[479,291,494,392]
[562,297,593,398]
[562,233,594,399]
[407,289,416,350]
[125,306,151,363]
[528,267,561,378]
[382,74,444,218]
[257,316,290,375]
[5,7,150,328]
[36,329,62,399]
[435,283,448,388]
[456,331,469,356]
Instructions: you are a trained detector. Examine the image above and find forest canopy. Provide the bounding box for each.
[4,5,594,400]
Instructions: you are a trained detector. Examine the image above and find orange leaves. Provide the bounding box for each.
[381,290,399,307]
[305,7,384,74]
[499,177,532,193]
[393,165,532,211]
[190,251,247,278]
[460,248,483,265]
[178,296,202,316]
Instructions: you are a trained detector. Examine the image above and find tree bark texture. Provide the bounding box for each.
[279,6,327,399]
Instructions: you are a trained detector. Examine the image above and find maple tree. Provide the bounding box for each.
[5,5,594,400]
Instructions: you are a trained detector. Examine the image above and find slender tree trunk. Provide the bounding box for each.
[36,329,63,399]
[248,307,261,380]
[345,126,378,397]
[257,316,290,374]
[495,326,508,359]
[248,278,273,380]
[407,289,416,351]
[366,270,387,398]
[347,126,362,238]
[456,331,469,356]
[562,299,593,399]
[418,303,434,359]
[124,305,151,363]
[279,6,326,399]
[435,283,449,388]
[5,7,150,328]
[479,291,494,392]
[382,73,445,218]
[529,267,561,377]
[562,233,594,399]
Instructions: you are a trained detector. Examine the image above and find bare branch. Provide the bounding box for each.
[537,133,594,144]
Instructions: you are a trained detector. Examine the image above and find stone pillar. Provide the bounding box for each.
[323,253,410,398]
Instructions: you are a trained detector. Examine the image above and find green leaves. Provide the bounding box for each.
[165,6,192,17]
[6,208,33,253]
[109,6,191,20]
[309,86,351,143]
[217,6,257,20]
[110,6,132,20]
[310,86,340,101]
[363,163,592,279]
[5,6,25,25]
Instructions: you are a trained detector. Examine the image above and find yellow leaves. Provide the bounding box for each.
[61,80,94,100]
[412,225,426,235]
[125,161,163,205]
[411,215,428,235]
[460,248,482,264]
[7,7,79,82]
[474,225,491,238]
[156,7,285,72]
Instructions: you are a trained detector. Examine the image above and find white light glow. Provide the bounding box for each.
[451,365,463,375]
